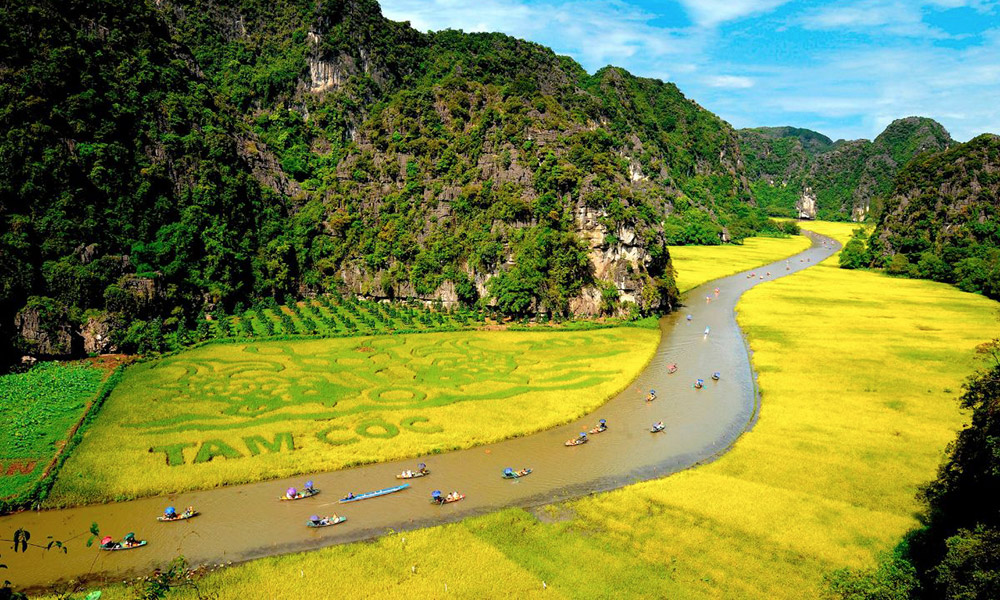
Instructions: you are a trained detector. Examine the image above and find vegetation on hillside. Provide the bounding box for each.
[867,134,1000,300]
[0,0,781,365]
[740,118,953,221]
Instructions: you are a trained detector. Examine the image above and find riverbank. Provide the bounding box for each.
[71,222,997,599]
[669,234,811,293]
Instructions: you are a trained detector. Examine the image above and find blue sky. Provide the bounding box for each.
[379,0,1000,141]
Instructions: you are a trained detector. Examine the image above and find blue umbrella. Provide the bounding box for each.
[599,419,606,424]
[165,506,176,515]
[310,515,319,521]
[418,463,426,469]
[287,487,297,497]
[432,490,442,497]
[504,468,513,474]
[580,432,587,437]
[305,480,314,489]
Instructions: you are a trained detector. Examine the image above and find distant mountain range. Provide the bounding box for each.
[739,117,954,221]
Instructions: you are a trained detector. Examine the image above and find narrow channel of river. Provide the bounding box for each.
[5,232,839,592]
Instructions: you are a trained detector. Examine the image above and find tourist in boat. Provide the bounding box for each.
[163,506,177,520]
[345,492,355,500]
[653,421,664,431]
[714,288,720,296]
[667,363,677,373]
[517,468,530,476]
[183,506,195,517]
[646,389,656,402]
[100,536,118,550]
[712,372,721,381]
[704,327,710,336]
[123,532,141,548]
[694,379,704,389]
[285,487,298,500]
[686,314,692,321]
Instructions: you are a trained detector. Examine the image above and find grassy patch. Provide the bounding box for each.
[0,363,106,508]
[670,235,812,293]
[55,222,999,598]
[46,328,658,505]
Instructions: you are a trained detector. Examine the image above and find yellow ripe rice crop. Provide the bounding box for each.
[52,222,999,599]
[670,235,812,293]
[46,328,658,506]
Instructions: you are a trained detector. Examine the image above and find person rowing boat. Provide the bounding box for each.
[589,419,607,433]
[694,379,704,389]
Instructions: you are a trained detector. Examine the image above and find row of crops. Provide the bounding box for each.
[198,296,493,340]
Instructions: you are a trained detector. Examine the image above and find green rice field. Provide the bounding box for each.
[0,362,107,509]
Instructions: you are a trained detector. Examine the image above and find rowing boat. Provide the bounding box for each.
[503,468,532,479]
[279,489,320,501]
[306,516,347,528]
[156,510,199,522]
[339,483,410,503]
[101,541,146,551]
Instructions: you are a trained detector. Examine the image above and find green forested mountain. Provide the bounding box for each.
[867,134,1000,299]
[0,0,777,362]
[740,117,953,221]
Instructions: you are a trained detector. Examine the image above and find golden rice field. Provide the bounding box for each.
[65,220,1000,599]
[669,234,812,293]
[46,328,658,506]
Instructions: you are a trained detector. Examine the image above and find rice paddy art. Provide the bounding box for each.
[47,328,659,505]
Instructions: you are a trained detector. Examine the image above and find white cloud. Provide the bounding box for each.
[380,0,698,73]
[703,74,754,88]
[800,0,999,38]
[676,0,792,28]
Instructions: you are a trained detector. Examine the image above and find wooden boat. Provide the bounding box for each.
[667,364,678,374]
[306,516,347,528]
[650,423,665,433]
[396,470,430,479]
[503,468,532,479]
[279,489,320,501]
[156,510,199,522]
[565,437,588,446]
[101,541,147,551]
[339,483,409,503]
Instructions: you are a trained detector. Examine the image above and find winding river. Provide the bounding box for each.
[5,232,838,592]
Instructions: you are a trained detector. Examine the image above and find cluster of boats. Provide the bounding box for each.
[103,460,543,551]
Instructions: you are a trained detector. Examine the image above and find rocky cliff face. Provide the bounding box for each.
[739,117,953,221]
[2,0,766,360]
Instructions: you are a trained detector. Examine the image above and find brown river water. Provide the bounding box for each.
[4,232,838,592]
